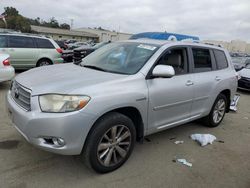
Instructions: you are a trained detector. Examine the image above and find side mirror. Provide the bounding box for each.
[152,65,175,78]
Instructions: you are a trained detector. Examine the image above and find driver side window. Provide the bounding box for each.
[158,48,188,75]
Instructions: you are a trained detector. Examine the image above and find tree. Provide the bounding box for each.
[4,7,18,16]
[60,23,70,30]
[1,6,31,32]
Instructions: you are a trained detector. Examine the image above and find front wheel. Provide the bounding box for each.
[203,94,227,127]
[82,112,136,173]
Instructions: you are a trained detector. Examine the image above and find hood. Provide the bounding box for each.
[74,45,94,51]
[238,68,250,78]
[62,50,73,54]
[15,63,128,95]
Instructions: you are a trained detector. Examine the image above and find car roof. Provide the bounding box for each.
[120,38,225,51]
[0,32,51,40]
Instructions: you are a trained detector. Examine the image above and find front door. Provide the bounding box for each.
[147,47,194,131]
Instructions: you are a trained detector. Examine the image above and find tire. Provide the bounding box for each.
[82,112,136,173]
[203,94,227,127]
[37,59,52,67]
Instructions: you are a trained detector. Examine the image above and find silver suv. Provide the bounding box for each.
[7,39,237,173]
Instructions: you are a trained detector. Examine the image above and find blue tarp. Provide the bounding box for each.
[130,32,199,41]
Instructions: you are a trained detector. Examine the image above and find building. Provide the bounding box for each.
[31,25,98,42]
[74,28,132,42]
[203,39,250,53]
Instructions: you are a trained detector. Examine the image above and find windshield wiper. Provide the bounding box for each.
[82,65,107,72]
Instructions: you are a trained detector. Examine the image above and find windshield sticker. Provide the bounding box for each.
[137,44,157,51]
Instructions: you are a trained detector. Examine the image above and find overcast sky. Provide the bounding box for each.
[1,0,250,42]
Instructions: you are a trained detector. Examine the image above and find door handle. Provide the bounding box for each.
[186,80,194,86]
[215,76,221,81]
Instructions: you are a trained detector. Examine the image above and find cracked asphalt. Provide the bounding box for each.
[0,80,250,188]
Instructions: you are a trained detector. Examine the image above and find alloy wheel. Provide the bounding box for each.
[97,125,131,167]
[213,99,226,124]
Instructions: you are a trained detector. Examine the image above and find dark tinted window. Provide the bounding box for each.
[214,50,228,69]
[193,48,212,69]
[0,35,7,48]
[9,36,35,48]
[158,48,188,75]
[35,38,54,49]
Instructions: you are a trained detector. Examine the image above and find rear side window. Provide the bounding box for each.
[0,35,7,48]
[35,38,54,49]
[192,48,212,69]
[213,50,228,69]
[9,36,35,48]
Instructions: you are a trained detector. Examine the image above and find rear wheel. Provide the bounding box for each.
[37,59,52,67]
[82,112,136,173]
[203,94,227,127]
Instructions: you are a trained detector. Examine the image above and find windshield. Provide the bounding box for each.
[245,63,250,69]
[80,42,159,74]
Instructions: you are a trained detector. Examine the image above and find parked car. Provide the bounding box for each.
[73,41,111,62]
[65,39,78,44]
[7,39,237,173]
[62,50,73,62]
[0,33,63,69]
[231,57,250,71]
[0,54,15,82]
[55,40,68,50]
[67,42,89,50]
[237,62,250,91]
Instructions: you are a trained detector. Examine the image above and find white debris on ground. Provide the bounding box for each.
[174,141,184,144]
[190,134,217,146]
[230,94,240,112]
[176,159,192,167]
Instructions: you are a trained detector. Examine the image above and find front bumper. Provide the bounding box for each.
[53,58,64,64]
[6,91,96,155]
[0,66,15,82]
[238,78,250,91]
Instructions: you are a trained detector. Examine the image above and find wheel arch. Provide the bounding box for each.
[219,89,231,113]
[36,57,53,67]
[85,106,145,148]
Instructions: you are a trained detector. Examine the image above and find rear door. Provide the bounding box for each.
[8,35,39,69]
[189,47,218,117]
[147,46,195,131]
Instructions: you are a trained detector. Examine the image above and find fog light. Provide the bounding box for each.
[52,137,65,147]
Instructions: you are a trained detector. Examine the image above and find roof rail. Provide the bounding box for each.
[203,42,223,48]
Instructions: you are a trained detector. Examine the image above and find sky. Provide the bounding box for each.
[1,0,250,42]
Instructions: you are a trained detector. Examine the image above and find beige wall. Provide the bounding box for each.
[74,28,132,42]
[203,40,250,53]
[42,33,96,41]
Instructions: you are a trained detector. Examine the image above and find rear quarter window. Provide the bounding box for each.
[213,50,228,69]
[35,38,55,49]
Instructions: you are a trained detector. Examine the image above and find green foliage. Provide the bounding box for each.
[60,23,70,30]
[1,6,31,32]
[1,6,70,32]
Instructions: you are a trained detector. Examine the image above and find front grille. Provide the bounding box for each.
[10,81,31,111]
[73,50,86,62]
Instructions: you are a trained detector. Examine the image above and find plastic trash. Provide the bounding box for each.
[174,141,184,144]
[190,134,216,146]
[176,159,192,167]
[230,94,240,112]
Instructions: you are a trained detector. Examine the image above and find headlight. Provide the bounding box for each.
[39,94,90,113]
